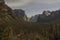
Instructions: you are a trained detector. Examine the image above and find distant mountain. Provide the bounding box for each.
[13,9,28,21]
[29,10,60,23]
[29,14,40,22]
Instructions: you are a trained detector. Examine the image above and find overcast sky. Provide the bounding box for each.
[5,0,60,17]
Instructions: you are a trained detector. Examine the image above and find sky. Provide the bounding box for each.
[5,0,60,17]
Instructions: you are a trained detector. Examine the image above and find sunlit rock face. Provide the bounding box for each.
[43,11,51,16]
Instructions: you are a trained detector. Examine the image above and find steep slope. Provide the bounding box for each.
[0,0,24,40]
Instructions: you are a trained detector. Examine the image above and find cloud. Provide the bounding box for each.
[34,0,60,4]
[5,0,32,7]
[5,0,60,8]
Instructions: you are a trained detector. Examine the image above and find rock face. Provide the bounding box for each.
[29,15,40,22]
[0,0,23,26]
[29,10,60,23]
[13,9,28,21]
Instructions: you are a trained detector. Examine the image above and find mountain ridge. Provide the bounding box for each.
[29,10,60,23]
